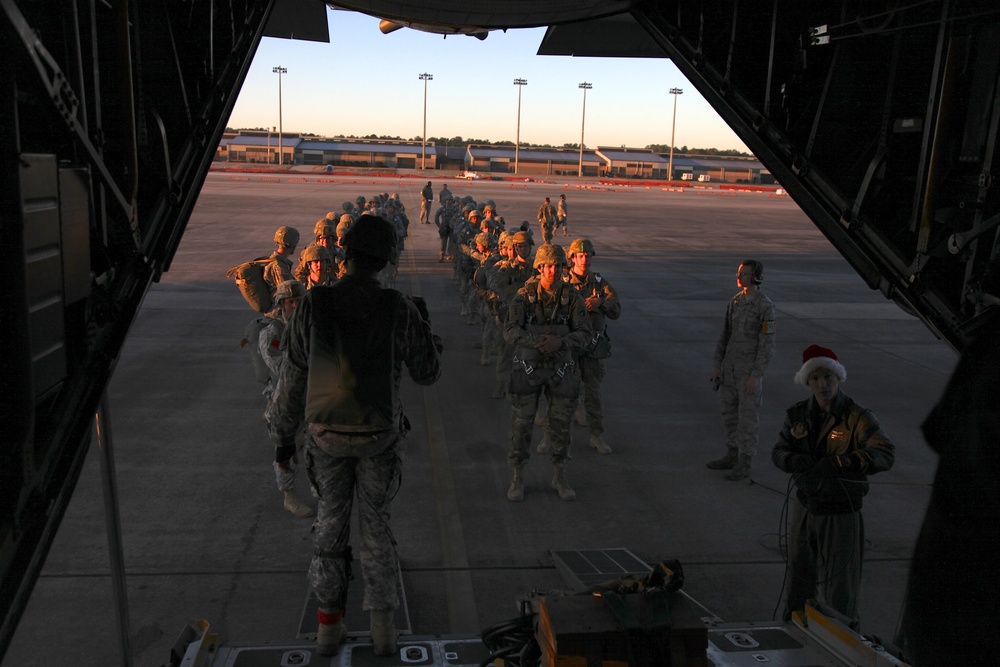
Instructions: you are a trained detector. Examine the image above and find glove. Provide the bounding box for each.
[788,454,814,473]
[811,456,843,478]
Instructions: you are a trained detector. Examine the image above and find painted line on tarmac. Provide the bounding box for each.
[404,245,480,634]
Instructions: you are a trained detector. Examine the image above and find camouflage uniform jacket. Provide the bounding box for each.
[262,251,293,295]
[503,276,593,366]
[266,276,441,450]
[772,391,894,514]
[713,289,776,378]
[537,202,557,226]
[563,269,620,334]
[488,258,535,310]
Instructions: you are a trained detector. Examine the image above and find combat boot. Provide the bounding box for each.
[480,349,490,366]
[370,609,398,656]
[438,252,444,263]
[283,491,315,518]
[507,468,525,501]
[589,434,612,455]
[316,608,346,656]
[536,435,550,454]
[551,466,577,501]
[706,449,737,470]
[724,454,752,482]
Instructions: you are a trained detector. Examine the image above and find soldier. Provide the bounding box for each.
[504,244,593,502]
[488,231,535,399]
[420,181,433,224]
[258,280,314,519]
[263,226,300,300]
[537,197,558,243]
[707,260,776,481]
[296,220,339,283]
[439,183,452,202]
[266,215,442,657]
[772,345,894,630]
[564,238,620,454]
[557,194,569,237]
[301,245,336,289]
[434,195,454,262]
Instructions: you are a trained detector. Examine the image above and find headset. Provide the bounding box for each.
[741,259,764,285]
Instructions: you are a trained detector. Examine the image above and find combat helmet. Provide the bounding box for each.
[533,243,567,268]
[511,231,533,246]
[315,223,336,240]
[474,232,493,248]
[497,231,512,249]
[314,218,332,236]
[274,279,306,304]
[301,244,332,263]
[342,201,354,212]
[342,214,397,262]
[274,226,300,249]
[567,238,596,257]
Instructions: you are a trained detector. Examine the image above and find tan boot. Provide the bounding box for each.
[316,608,346,656]
[551,466,577,501]
[370,609,398,656]
[283,491,315,518]
[589,434,612,455]
[724,454,752,482]
[706,449,737,470]
[507,468,525,501]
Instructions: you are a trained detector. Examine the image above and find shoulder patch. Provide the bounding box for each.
[761,321,776,334]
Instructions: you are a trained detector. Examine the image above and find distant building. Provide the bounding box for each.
[467,145,602,176]
[226,130,300,165]
[296,137,435,169]
[595,147,668,178]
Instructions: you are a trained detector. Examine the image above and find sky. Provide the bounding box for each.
[227,8,751,152]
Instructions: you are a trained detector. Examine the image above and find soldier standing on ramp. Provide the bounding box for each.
[707,260,776,481]
[266,215,442,657]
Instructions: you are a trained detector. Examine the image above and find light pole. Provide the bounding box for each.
[273,66,287,165]
[578,82,592,177]
[668,87,683,181]
[419,73,433,170]
[513,78,527,175]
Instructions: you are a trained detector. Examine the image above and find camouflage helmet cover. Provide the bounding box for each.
[342,214,398,262]
[533,243,567,268]
[497,231,512,248]
[474,232,492,248]
[274,226,300,248]
[511,231,533,246]
[342,201,354,211]
[314,218,331,236]
[301,244,332,263]
[274,279,306,304]
[567,238,596,257]
[316,223,336,239]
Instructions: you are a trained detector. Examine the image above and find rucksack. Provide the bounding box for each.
[226,256,276,313]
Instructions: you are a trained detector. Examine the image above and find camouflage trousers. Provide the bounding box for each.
[495,334,513,385]
[508,387,576,467]
[578,356,607,435]
[420,200,430,224]
[304,431,402,613]
[481,312,499,355]
[541,223,555,244]
[718,360,763,457]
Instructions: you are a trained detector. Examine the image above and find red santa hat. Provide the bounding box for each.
[794,344,847,386]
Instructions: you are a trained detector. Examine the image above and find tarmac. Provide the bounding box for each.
[3,173,957,666]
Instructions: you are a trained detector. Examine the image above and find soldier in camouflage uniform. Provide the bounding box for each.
[301,245,336,290]
[563,238,620,455]
[556,194,569,237]
[262,226,300,302]
[537,197,558,243]
[420,181,433,224]
[259,280,314,519]
[707,260,776,481]
[266,215,442,657]
[504,244,593,502]
[488,231,535,399]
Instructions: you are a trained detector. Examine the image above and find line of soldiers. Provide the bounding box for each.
[433,192,621,502]
[248,193,415,519]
